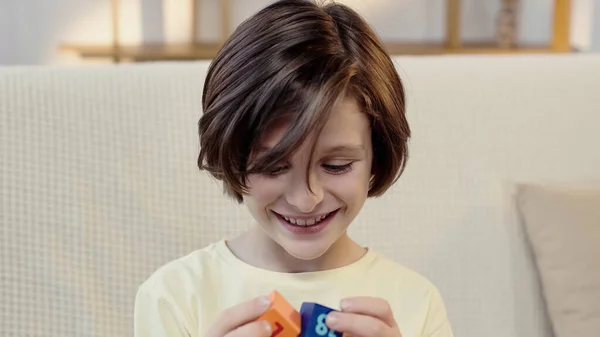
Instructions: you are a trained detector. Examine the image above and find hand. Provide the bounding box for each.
[205,296,274,337]
[325,297,403,337]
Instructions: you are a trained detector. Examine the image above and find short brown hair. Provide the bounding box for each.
[198,0,410,203]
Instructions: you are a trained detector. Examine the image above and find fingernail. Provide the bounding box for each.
[258,296,271,308]
[326,312,339,326]
[263,321,273,334]
[340,300,350,311]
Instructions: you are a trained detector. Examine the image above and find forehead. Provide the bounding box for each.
[318,97,369,145]
[261,97,369,149]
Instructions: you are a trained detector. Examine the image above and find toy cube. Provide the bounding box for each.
[299,302,343,337]
[257,290,301,337]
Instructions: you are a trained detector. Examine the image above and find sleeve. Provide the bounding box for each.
[134,281,192,337]
[420,286,454,337]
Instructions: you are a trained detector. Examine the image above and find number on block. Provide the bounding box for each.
[272,322,284,337]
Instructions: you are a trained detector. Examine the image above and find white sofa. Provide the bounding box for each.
[1,55,599,337]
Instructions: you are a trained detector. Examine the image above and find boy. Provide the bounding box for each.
[134,1,453,337]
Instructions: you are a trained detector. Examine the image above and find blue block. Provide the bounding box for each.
[299,302,343,337]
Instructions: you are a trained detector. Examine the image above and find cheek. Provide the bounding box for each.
[245,175,284,206]
[327,163,371,201]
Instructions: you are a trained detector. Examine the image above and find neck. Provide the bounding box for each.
[227,227,366,273]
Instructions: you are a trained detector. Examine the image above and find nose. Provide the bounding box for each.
[284,170,324,213]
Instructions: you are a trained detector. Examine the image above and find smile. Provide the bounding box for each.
[272,210,338,227]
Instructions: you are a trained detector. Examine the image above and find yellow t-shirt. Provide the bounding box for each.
[134,240,453,337]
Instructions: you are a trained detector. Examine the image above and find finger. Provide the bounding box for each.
[226,320,273,337]
[326,312,391,337]
[207,296,271,337]
[340,297,397,328]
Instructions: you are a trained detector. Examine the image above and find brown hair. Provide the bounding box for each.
[198,0,410,203]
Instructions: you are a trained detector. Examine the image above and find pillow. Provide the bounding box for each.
[516,184,600,337]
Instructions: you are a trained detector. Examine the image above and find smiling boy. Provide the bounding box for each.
[134,1,453,337]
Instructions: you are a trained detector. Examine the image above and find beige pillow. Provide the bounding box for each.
[516,184,600,337]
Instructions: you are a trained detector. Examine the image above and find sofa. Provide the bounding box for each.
[1,54,599,337]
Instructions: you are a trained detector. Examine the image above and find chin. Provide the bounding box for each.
[277,237,334,261]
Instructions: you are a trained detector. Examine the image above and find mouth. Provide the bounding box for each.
[272,209,340,234]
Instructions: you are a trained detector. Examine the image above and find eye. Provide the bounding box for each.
[322,163,353,175]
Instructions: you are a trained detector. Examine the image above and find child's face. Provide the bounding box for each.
[243,97,372,261]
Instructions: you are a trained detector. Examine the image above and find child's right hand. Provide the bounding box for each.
[205,296,273,337]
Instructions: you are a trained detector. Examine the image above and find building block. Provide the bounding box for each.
[299,302,343,337]
[257,290,301,337]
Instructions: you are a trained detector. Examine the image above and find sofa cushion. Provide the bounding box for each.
[517,184,600,337]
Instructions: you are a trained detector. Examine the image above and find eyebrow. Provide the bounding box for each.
[255,144,364,156]
[321,145,364,155]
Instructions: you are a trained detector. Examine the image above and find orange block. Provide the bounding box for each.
[257,290,301,337]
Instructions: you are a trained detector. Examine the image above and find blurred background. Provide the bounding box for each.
[0,0,598,65]
[2,2,600,337]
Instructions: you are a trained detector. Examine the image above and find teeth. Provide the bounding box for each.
[283,212,332,226]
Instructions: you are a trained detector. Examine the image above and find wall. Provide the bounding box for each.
[0,0,597,65]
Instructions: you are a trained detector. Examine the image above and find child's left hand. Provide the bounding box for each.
[325,297,403,337]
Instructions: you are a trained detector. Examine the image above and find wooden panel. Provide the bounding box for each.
[386,42,554,55]
[552,0,571,52]
[60,43,223,61]
[60,42,559,62]
[445,0,461,50]
[111,0,120,63]
[191,0,198,43]
[62,0,571,62]
[220,0,231,44]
